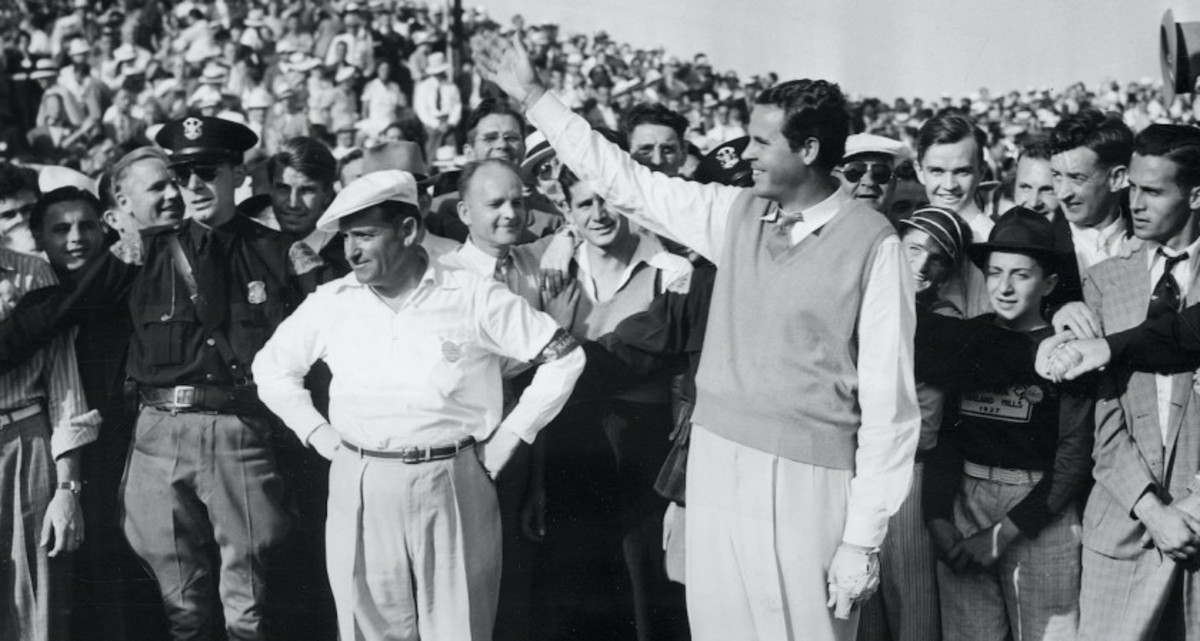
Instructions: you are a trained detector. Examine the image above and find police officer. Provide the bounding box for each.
[121,116,298,641]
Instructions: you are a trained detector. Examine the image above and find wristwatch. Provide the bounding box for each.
[57,480,82,495]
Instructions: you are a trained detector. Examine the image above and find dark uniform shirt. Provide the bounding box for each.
[126,215,301,387]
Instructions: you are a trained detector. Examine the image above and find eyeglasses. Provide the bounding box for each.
[836,161,893,185]
[171,164,223,184]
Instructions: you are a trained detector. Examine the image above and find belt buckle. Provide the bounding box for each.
[172,386,197,408]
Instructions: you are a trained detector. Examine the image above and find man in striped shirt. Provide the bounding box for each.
[0,244,100,640]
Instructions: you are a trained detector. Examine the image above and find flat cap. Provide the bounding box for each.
[316,170,420,231]
[843,134,909,161]
[155,115,258,166]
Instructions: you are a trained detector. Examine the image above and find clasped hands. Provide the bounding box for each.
[1035,302,1111,382]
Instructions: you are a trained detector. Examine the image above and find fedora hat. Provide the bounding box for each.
[967,207,1059,271]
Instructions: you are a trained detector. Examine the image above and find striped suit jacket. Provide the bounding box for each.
[1082,243,1200,559]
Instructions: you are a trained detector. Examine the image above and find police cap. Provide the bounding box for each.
[155,115,258,166]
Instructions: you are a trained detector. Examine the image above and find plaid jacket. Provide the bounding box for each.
[1082,243,1200,559]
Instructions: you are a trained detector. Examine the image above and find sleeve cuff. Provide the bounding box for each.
[51,409,101,459]
[841,511,888,549]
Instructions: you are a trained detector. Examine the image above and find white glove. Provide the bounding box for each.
[826,543,880,620]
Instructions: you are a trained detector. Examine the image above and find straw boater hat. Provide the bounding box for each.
[66,39,90,58]
[113,44,138,64]
[199,63,229,85]
[28,58,59,81]
[425,52,449,75]
[244,8,266,27]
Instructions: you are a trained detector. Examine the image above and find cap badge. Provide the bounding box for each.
[182,117,203,140]
[247,280,267,304]
[715,146,739,169]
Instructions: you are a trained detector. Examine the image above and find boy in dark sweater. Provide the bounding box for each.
[924,208,1095,641]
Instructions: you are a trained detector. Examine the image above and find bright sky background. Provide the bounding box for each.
[476,0,1190,100]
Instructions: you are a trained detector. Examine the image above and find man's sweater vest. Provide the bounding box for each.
[693,191,896,469]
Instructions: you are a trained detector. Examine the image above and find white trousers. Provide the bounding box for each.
[325,446,501,641]
[685,425,859,641]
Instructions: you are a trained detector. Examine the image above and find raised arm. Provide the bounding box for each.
[472,32,741,265]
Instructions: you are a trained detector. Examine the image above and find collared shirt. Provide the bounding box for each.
[1072,216,1129,274]
[253,256,580,450]
[760,189,849,247]
[0,248,98,458]
[1147,235,1200,444]
[573,231,691,304]
[439,237,549,310]
[528,91,920,548]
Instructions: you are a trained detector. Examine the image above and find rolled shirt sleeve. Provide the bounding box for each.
[45,328,100,459]
[842,236,922,549]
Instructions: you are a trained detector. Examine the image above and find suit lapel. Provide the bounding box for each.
[1108,249,1165,475]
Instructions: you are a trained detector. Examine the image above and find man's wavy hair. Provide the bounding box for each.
[754,79,849,172]
[1050,108,1133,169]
[1134,124,1200,191]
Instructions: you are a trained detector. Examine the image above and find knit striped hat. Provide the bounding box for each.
[899,206,972,267]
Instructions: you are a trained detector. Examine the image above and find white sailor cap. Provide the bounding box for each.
[316,170,420,231]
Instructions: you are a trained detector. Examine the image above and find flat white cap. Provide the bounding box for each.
[316,170,420,231]
[842,133,909,161]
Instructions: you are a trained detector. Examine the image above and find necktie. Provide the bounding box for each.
[194,231,229,329]
[765,207,804,256]
[1148,249,1189,320]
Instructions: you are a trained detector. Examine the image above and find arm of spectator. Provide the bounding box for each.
[1102,303,1200,374]
[1004,376,1096,538]
[914,309,1038,390]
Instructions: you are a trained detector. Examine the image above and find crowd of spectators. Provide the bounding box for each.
[2,0,1196,191]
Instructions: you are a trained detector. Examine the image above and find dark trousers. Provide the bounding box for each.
[121,407,291,641]
[535,399,690,641]
[71,418,168,641]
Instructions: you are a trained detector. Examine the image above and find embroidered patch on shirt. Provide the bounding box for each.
[442,340,462,363]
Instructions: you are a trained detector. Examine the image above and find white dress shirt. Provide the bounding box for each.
[527,91,920,548]
[253,256,583,451]
[1147,235,1200,444]
[439,236,551,309]
[1071,216,1129,274]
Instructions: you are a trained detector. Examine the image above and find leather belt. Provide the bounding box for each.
[341,436,476,463]
[964,461,1043,486]
[0,403,41,428]
[140,384,261,414]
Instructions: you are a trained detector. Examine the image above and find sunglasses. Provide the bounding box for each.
[837,161,893,185]
[171,164,223,184]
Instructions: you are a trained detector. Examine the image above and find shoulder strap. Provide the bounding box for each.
[165,234,246,380]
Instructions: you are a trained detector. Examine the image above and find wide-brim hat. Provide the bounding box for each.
[244,8,266,27]
[363,141,428,181]
[28,58,59,80]
[967,206,1060,271]
[425,52,449,75]
[66,39,90,57]
[199,63,229,85]
[113,44,137,63]
[316,169,420,231]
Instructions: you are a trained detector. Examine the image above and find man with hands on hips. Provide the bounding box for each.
[472,30,919,641]
[252,170,585,641]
